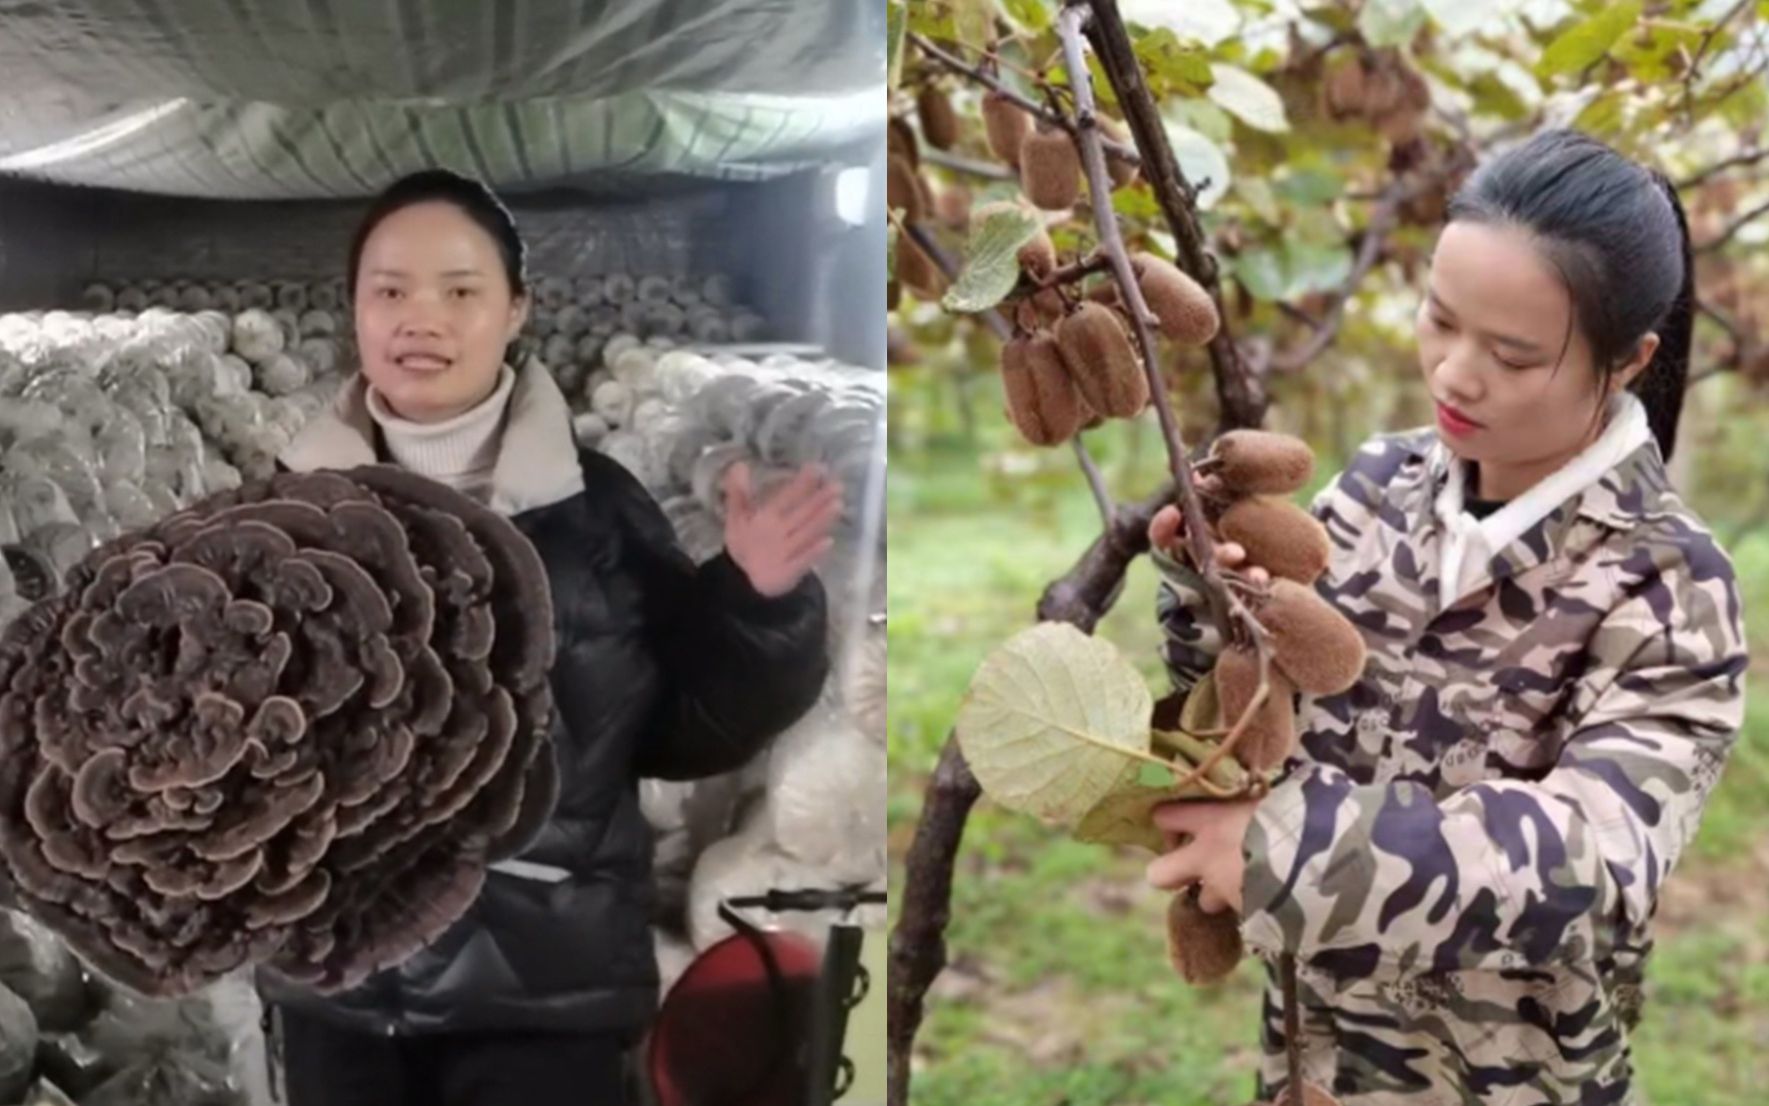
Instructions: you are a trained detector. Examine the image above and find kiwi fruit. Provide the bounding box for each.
[887,155,925,223]
[1209,430,1316,495]
[1397,63,1431,112]
[934,183,973,230]
[887,280,900,311]
[1362,61,1405,116]
[917,86,959,150]
[1214,646,1298,772]
[1376,106,1424,145]
[1030,288,1066,327]
[1019,123,1083,211]
[1100,116,1139,188]
[1273,1085,1341,1106]
[1257,579,1367,696]
[1056,302,1147,418]
[1217,496,1330,584]
[888,117,918,167]
[1085,279,1121,309]
[981,91,1033,167]
[1166,887,1243,985]
[1322,55,1367,120]
[896,235,944,300]
[1132,252,1220,347]
[1001,331,1085,446]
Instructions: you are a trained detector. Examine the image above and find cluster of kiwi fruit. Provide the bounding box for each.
[979,88,1139,209]
[888,117,945,306]
[887,71,1140,307]
[995,237,1222,446]
[1320,46,1432,145]
[1159,430,1365,1005]
[1185,429,1368,773]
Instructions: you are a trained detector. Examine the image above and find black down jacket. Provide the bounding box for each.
[257,448,829,1038]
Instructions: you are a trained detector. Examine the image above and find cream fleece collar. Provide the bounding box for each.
[279,360,584,516]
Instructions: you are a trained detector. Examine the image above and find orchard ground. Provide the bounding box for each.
[886,394,1769,1106]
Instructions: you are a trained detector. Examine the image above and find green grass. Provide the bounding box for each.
[888,430,1769,1106]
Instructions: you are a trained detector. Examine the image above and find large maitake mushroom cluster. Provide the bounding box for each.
[0,465,558,999]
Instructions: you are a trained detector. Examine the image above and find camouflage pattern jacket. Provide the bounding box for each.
[1155,428,1748,1106]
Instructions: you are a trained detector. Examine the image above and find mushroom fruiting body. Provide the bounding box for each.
[0,465,558,997]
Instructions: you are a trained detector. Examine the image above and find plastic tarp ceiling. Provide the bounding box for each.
[0,0,883,198]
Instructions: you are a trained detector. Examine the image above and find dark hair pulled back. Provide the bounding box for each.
[1446,128,1693,460]
[347,169,528,300]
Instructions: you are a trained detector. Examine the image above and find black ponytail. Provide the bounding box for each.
[1448,129,1693,462]
[1635,171,1693,462]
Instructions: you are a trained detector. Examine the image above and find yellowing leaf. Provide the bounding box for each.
[888,2,907,91]
[999,0,1052,34]
[1180,670,1221,735]
[907,0,993,42]
[955,622,1154,825]
[1539,2,1643,78]
[1133,28,1215,98]
[1075,785,1185,852]
[941,206,1044,314]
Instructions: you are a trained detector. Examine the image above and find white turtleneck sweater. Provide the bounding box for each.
[365,367,516,503]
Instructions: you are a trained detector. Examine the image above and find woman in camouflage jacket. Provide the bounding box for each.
[1146,130,1749,1105]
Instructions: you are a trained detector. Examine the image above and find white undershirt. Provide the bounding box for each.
[365,367,516,503]
[1434,391,1653,610]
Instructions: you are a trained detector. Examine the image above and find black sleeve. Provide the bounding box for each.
[589,454,830,780]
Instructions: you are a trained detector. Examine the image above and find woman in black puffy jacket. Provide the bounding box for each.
[256,169,840,1106]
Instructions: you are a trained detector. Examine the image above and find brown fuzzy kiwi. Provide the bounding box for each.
[1322,55,1367,120]
[1132,252,1220,347]
[1214,646,1298,772]
[1100,116,1139,188]
[1375,105,1424,145]
[896,236,944,300]
[1257,579,1366,696]
[1166,887,1243,985]
[1000,331,1085,446]
[1209,430,1316,495]
[1019,123,1083,211]
[1056,302,1147,418]
[1396,62,1431,112]
[934,183,973,230]
[1218,496,1330,584]
[1362,60,1405,116]
[981,91,1033,167]
[887,280,900,311]
[1085,280,1121,309]
[888,117,918,167]
[887,155,925,223]
[917,86,960,150]
[1030,288,1066,327]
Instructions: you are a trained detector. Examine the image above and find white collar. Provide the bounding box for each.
[1434,390,1652,608]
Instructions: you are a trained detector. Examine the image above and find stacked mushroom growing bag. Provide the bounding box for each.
[572,342,887,980]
